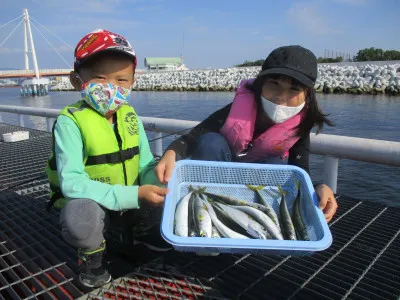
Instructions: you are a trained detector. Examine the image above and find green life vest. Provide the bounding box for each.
[45,101,140,209]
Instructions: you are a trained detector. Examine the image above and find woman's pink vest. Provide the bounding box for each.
[219,79,305,162]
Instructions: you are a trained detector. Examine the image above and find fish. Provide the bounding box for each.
[213,202,268,239]
[200,197,249,239]
[188,193,197,237]
[232,205,283,240]
[211,226,221,238]
[193,193,212,237]
[174,191,193,237]
[195,188,276,218]
[278,186,297,240]
[292,179,310,241]
[246,184,280,226]
[212,200,253,238]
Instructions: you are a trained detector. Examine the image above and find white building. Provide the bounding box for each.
[144,57,188,71]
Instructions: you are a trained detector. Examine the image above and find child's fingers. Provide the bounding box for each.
[155,164,166,183]
[164,163,175,183]
[150,194,165,205]
[154,186,169,196]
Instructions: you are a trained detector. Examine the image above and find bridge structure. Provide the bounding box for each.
[0,9,59,95]
[0,10,147,84]
[0,69,72,79]
[0,68,146,80]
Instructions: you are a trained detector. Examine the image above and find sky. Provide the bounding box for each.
[0,0,399,70]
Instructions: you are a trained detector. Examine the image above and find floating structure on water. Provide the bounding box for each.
[20,78,49,96]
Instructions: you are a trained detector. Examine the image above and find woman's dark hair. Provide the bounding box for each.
[246,75,334,138]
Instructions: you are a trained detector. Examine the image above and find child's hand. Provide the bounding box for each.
[315,184,338,223]
[155,150,176,184]
[138,185,169,206]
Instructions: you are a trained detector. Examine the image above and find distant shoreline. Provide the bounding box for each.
[0,85,20,88]
[47,87,400,95]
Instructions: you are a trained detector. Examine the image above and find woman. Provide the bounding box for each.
[156,45,338,222]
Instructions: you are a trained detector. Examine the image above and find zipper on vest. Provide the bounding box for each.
[114,122,128,186]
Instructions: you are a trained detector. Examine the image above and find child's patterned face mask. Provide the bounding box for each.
[78,76,132,116]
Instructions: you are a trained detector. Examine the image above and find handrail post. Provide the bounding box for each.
[154,132,163,157]
[0,112,3,123]
[46,117,55,132]
[18,114,25,127]
[323,156,339,193]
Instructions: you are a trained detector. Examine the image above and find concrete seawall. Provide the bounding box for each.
[52,62,400,95]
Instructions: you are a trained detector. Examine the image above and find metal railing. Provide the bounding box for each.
[1,104,400,193]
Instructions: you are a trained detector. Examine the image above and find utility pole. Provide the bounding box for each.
[180,32,185,65]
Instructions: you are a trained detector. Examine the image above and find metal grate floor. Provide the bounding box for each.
[0,123,399,300]
[0,124,50,142]
[0,191,84,299]
[79,268,225,300]
[0,124,51,190]
[136,198,400,300]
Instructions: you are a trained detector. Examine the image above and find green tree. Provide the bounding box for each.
[235,59,264,67]
[317,57,343,63]
[354,47,400,61]
[383,50,400,60]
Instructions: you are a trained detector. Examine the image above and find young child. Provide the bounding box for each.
[156,45,338,222]
[45,29,171,288]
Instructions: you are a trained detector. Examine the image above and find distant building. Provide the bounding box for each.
[144,57,188,71]
[0,79,18,86]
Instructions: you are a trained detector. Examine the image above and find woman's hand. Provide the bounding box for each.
[155,150,177,184]
[315,184,338,223]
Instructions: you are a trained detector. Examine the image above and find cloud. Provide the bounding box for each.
[287,2,342,35]
[49,16,143,34]
[249,31,276,41]
[214,10,230,17]
[0,48,23,53]
[181,15,209,35]
[37,0,164,14]
[183,16,195,22]
[332,0,368,5]
[136,4,163,12]
[44,45,72,53]
[31,0,125,13]
[27,0,145,37]
[263,36,275,41]
[192,26,208,34]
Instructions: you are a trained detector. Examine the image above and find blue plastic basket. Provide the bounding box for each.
[161,160,332,256]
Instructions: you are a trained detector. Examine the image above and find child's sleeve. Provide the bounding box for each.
[54,115,140,211]
[137,119,164,187]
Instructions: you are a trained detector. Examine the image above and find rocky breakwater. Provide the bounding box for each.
[134,67,257,91]
[51,63,400,95]
[316,63,400,95]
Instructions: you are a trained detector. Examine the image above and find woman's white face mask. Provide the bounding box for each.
[261,95,305,123]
